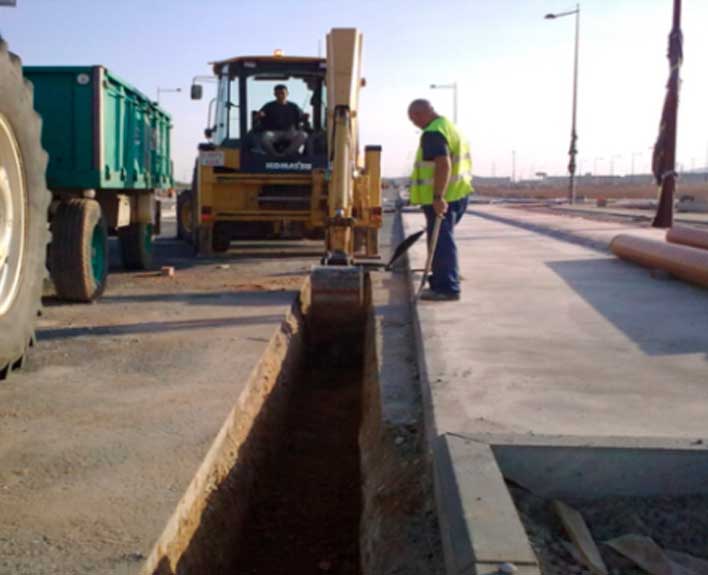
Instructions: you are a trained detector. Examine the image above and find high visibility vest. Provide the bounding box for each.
[409,116,473,205]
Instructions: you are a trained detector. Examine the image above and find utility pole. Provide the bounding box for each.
[610,154,622,177]
[545,4,580,204]
[652,0,682,228]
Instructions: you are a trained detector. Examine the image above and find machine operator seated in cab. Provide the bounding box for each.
[257,84,309,157]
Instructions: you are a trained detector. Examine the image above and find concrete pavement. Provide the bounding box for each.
[406,206,708,440]
[405,206,708,573]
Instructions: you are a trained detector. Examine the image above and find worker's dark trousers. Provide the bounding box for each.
[422,195,469,295]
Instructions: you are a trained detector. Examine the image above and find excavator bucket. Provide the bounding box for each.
[309,265,365,342]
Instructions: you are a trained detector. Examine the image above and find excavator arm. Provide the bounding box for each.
[309,28,382,335]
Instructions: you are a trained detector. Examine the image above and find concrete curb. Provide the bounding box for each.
[432,434,540,575]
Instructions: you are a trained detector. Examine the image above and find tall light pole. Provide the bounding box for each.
[156,87,181,105]
[610,154,622,176]
[430,82,458,123]
[545,4,580,204]
[631,152,643,182]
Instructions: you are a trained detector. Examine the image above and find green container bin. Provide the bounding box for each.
[23,66,173,191]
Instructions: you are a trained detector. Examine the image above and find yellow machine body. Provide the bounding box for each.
[190,33,381,259]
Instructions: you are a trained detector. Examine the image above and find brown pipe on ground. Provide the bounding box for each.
[610,234,708,289]
[666,225,708,251]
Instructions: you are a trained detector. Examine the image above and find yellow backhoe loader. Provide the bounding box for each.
[187,28,382,329]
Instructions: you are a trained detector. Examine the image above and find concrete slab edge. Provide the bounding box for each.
[432,434,541,575]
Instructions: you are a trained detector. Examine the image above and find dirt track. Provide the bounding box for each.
[0,215,315,575]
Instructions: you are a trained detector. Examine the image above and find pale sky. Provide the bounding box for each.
[3,0,707,180]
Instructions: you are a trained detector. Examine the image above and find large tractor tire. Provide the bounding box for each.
[119,222,153,270]
[176,188,193,244]
[50,198,108,302]
[0,39,51,380]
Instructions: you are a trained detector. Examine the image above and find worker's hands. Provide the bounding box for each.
[433,197,448,217]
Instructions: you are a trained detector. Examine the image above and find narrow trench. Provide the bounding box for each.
[147,268,441,575]
[229,322,365,574]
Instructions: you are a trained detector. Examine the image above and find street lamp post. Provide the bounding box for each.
[156,87,182,105]
[593,157,603,175]
[631,152,643,181]
[610,154,622,177]
[429,82,458,123]
[545,3,580,204]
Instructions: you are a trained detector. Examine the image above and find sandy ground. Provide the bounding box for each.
[0,214,315,575]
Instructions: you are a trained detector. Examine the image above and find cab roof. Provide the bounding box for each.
[211,55,326,73]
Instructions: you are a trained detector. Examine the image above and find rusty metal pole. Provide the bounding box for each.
[568,4,580,205]
[652,0,682,228]
[545,5,581,204]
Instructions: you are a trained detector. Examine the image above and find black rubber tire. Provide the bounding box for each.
[0,39,51,380]
[176,188,193,243]
[50,199,108,302]
[212,222,231,253]
[119,222,153,270]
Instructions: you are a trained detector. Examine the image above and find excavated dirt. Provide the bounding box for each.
[511,485,708,575]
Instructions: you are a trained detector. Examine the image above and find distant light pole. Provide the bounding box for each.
[610,154,622,176]
[430,82,458,123]
[512,149,517,184]
[545,3,580,204]
[593,156,603,175]
[631,152,643,181]
[156,87,181,105]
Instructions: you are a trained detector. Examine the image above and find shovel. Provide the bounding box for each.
[414,215,443,301]
[384,228,426,270]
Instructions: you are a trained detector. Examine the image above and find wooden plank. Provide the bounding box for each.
[552,500,608,575]
[607,535,695,575]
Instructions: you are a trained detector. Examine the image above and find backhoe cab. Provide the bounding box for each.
[187,30,382,264]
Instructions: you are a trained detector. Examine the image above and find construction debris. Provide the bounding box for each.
[606,534,691,575]
[552,500,608,575]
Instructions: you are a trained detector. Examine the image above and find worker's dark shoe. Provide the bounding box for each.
[419,289,460,301]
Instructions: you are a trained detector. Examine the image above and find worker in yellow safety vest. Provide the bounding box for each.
[408,99,473,301]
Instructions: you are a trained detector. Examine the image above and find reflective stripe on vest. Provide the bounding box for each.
[409,117,474,205]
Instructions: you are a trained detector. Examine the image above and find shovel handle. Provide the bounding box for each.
[415,215,443,301]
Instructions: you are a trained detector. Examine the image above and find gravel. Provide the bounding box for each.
[510,484,708,575]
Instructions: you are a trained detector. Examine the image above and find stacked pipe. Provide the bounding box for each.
[610,226,708,289]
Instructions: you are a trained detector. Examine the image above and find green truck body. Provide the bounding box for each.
[23,66,173,191]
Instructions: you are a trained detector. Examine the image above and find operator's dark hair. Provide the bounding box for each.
[274,84,288,92]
